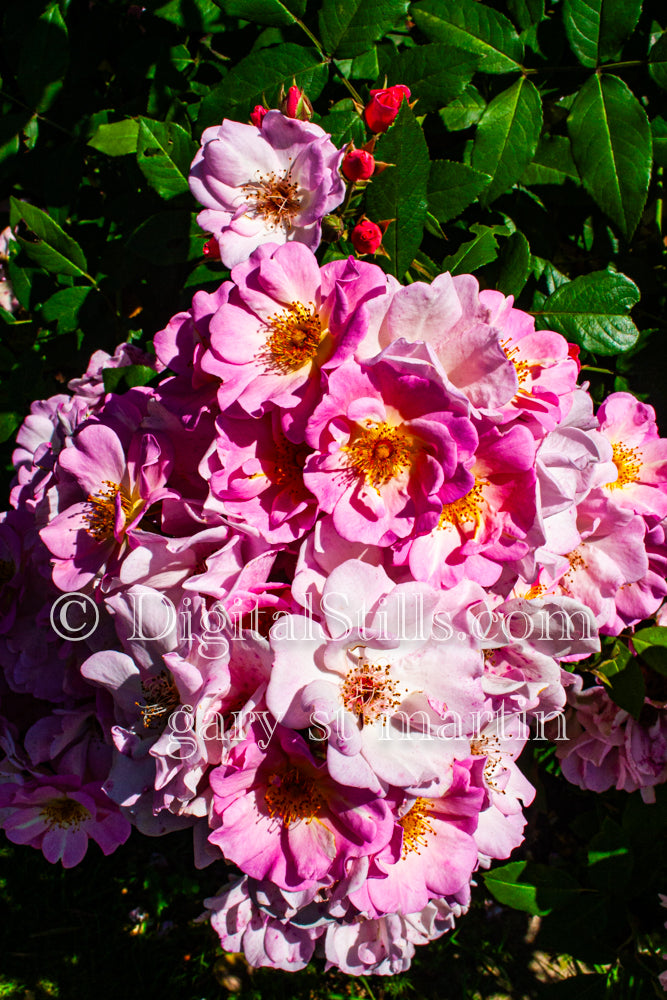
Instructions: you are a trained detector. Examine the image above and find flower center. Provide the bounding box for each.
[40,796,91,830]
[344,421,415,489]
[272,438,311,495]
[438,480,486,529]
[264,765,323,825]
[471,734,512,792]
[560,549,587,594]
[83,481,140,541]
[136,670,180,729]
[263,302,323,374]
[243,171,301,230]
[501,339,532,393]
[341,661,401,724]
[607,442,642,489]
[399,798,436,858]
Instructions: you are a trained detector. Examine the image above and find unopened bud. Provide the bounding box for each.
[203,237,221,260]
[281,86,313,121]
[351,219,384,255]
[364,84,411,133]
[321,214,346,243]
[250,105,268,129]
[342,147,375,183]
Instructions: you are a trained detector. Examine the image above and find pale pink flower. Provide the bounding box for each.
[189,112,345,267]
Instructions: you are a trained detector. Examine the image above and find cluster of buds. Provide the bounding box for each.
[228,82,409,260]
[251,84,314,129]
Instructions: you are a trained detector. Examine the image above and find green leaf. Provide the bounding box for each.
[103,365,158,394]
[607,655,646,718]
[506,0,545,32]
[639,646,667,677]
[439,84,486,131]
[483,861,581,915]
[649,31,667,90]
[563,0,642,67]
[222,0,305,26]
[534,270,640,354]
[596,639,631,679]
[10,198,89,280]
[350,48,380,79]
[17,3,68,113]
[471,77,543,205]
[149,0,223,29]
[387,44,480,112]
[567,73,652,240]
[199,45,328,127]
[521,135,579,185]
[652,116,667,167]
[428,159,491,223]
[496,230,531,296]
[318,101,367,146]
[128,211,205,264]
[319,0,410,57]
[630,627,667,655]
[88,120,139,157]
[411,0,524,75]
[0,413,21,444]
[40,287,92,334]
[136,118,196,200]
[365,101,430,279]
[441,223,509,274]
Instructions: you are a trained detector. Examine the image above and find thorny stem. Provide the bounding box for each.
[524,58,646,75]
[293,17,365,105]
[0,89,73,137]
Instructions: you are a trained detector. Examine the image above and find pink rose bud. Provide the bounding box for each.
[281,86,313,121]
[203,237,221,260]
[342,148,375,183]
[250,105,268,129]
[351,219,383,255]
[364,84,411,133]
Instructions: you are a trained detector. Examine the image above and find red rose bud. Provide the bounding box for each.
[364,84,411,133]
[281,86,313,121]
[342,148,375,183]
[351,219,383,255]
[203,237,221,260]
[250,105,268,129]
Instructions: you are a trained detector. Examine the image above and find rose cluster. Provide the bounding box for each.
[0,102,666,977]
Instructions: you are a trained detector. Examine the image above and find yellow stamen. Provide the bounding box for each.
[135,671,180,729]
[501,338,532,395]
[40,797,91,830]
[438,480,486,530]
[344,421,415,489]
[82,480,140,540]
[341,662,401,725]
[262,302,323,374]
[399,798,436,858]
[607,442,642,489]
[264,766,323,825]
[471,734,512,792]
